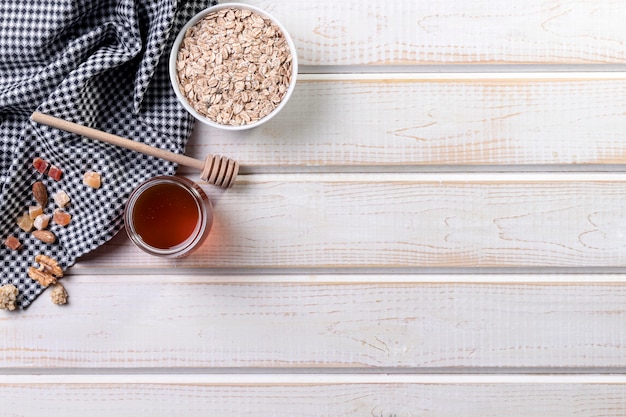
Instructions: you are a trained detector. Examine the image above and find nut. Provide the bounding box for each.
[50,283,68,305]
[27,254,64,287]
[28,266,57,287]
[0,284,19,311]
[35,254,64,278]
[32,181,48,207]
[32,230,56,244]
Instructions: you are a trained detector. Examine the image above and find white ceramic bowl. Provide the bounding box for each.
[169,3,298,130]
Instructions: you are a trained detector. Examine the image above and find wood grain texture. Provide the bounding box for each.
[1,380,626,416]
[3,281,626,369]
[77,174,626,270]
[5,1,626,410]
[186,76,626,168]
[249,0,626,65]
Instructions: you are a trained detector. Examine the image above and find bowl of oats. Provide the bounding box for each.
[170,3,298,130]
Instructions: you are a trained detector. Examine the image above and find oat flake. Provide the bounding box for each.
[176,7,293,126]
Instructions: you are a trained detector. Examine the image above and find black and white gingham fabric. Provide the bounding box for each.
[0,0,217,308]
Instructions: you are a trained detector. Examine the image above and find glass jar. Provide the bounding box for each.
[124,176,213,257]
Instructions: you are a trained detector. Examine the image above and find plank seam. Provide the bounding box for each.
[4,373,626,384]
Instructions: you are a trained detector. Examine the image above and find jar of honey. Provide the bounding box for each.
[124,176,213,257]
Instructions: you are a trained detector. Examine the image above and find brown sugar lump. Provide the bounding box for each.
[16,212,34,232]
[33,214,51,230]
[29,205,43,220]
[4,235,21,251]
[53,209,72,226]
[83,171,101,188]
[53,190,70,208]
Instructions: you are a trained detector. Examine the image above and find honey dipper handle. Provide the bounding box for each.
[31,111,205,171]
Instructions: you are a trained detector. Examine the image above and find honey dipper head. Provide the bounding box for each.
[201,154,239,188]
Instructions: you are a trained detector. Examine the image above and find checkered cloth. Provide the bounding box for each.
[0,0,216,308]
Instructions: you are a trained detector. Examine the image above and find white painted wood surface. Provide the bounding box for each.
[4,279,626,369]
[2,376,626,416]
[264,0,626,65]
[75,174,626,269]
[187,75,626,168]
[3,0,626,414]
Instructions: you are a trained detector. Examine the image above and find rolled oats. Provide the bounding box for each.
[176,7,293,126]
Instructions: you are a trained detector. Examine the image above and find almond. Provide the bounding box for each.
[32,181,48,207]
[32,230,56,244]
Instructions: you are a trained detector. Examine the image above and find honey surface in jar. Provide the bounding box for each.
[131,181,200,250]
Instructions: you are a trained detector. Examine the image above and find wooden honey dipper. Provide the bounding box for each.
[30,111,239,188]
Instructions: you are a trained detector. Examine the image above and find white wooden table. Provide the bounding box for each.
[4,0,626,414]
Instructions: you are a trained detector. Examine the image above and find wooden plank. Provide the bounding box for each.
[78,174,626,270]
[250,0,626,65]
[1,376,626,416]
[186,76,626,168]
[4,281,626,369]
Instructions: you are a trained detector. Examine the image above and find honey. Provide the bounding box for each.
[124,176,212,257]
[132,182,199,249]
